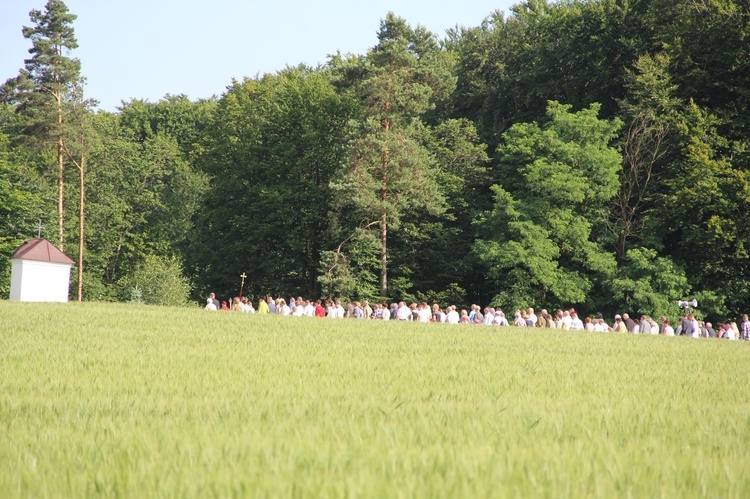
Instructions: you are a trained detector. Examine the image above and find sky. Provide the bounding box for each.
[1,0,515,112]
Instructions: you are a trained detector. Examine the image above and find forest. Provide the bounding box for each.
[2,0,749,322]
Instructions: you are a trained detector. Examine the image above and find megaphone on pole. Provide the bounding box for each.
[677,299,698,309]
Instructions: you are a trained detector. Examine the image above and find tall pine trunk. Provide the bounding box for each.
[380,210,387,297]
[77,154,85,302]
[57,105,64,251]
[379,115,390,298]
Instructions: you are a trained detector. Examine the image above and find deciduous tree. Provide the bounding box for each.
[475,101,622,309]
[191,67,355,299]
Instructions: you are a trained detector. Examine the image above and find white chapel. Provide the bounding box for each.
[9,238,74,302]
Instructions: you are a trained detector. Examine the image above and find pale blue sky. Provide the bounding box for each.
[1,0,516,112]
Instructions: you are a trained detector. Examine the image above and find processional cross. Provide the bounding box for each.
[239,272,247,300]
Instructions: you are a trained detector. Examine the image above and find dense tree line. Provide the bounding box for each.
[2,0,749,322]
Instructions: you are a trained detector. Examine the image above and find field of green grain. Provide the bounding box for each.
[1,301,748,497]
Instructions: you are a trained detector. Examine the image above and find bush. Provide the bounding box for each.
[117,255,191,306]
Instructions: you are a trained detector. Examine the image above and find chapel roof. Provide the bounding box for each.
[9,238,75,265]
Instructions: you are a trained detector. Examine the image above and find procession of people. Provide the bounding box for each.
[205,293,749,340]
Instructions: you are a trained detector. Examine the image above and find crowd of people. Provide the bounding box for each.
[204,293,750,340]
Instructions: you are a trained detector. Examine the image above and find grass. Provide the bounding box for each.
[1,301,748,497]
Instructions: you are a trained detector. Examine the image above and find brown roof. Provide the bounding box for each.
[9,238,75,265]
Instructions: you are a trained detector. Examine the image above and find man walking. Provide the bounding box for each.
[208,292,220,309]
[741,314,750,340]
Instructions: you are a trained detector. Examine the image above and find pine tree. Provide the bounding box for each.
[331,14,452,297]
[1,0,84,252]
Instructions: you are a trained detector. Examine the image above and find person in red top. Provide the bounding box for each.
[314,300,326,317]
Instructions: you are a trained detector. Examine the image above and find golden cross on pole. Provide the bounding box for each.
[239,272,247,300]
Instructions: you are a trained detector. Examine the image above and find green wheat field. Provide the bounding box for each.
[1,301,748,497]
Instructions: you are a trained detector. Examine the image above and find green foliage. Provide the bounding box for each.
[657,100,750,315]
[3,2,750,316]
[330,14,456,297]
[317,230,380,302]
[80,111,207,298]
[1,0,82,115]
[475,101,622,310]
[191,66,356,299]
[414,283,468,309]
[692,289,731,323]
[654,0,750,137]
[387,276,418,304]
[445,0,750,315]
[116,254,191,306]
[118,95,217,161]
[0,0,92,224]
[609,247,689,322]
[610,52,678,261]
[387,118,489,297]
[0,108,51,297]
[448,0,643,147]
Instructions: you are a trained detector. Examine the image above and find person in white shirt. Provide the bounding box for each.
[303,300,315,317]
[552,309,562,328]
[494,311,509,326]
[446,305,460,324]
[640,316,656,334]
[205,297,217,311]
[561,310,573,330]
[326,299,336,318]
[418,303,432,323]
[690,315,701,338]
[527,308,537,326]
[662,319,675,336]
[485,308,496,325]
[570,312,584,330]
[397,302,411,321]
[334,300,345,318]
[381,305,391,320]
[723,323,737,340]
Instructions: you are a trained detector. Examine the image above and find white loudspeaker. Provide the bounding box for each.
[677,299,698,309]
